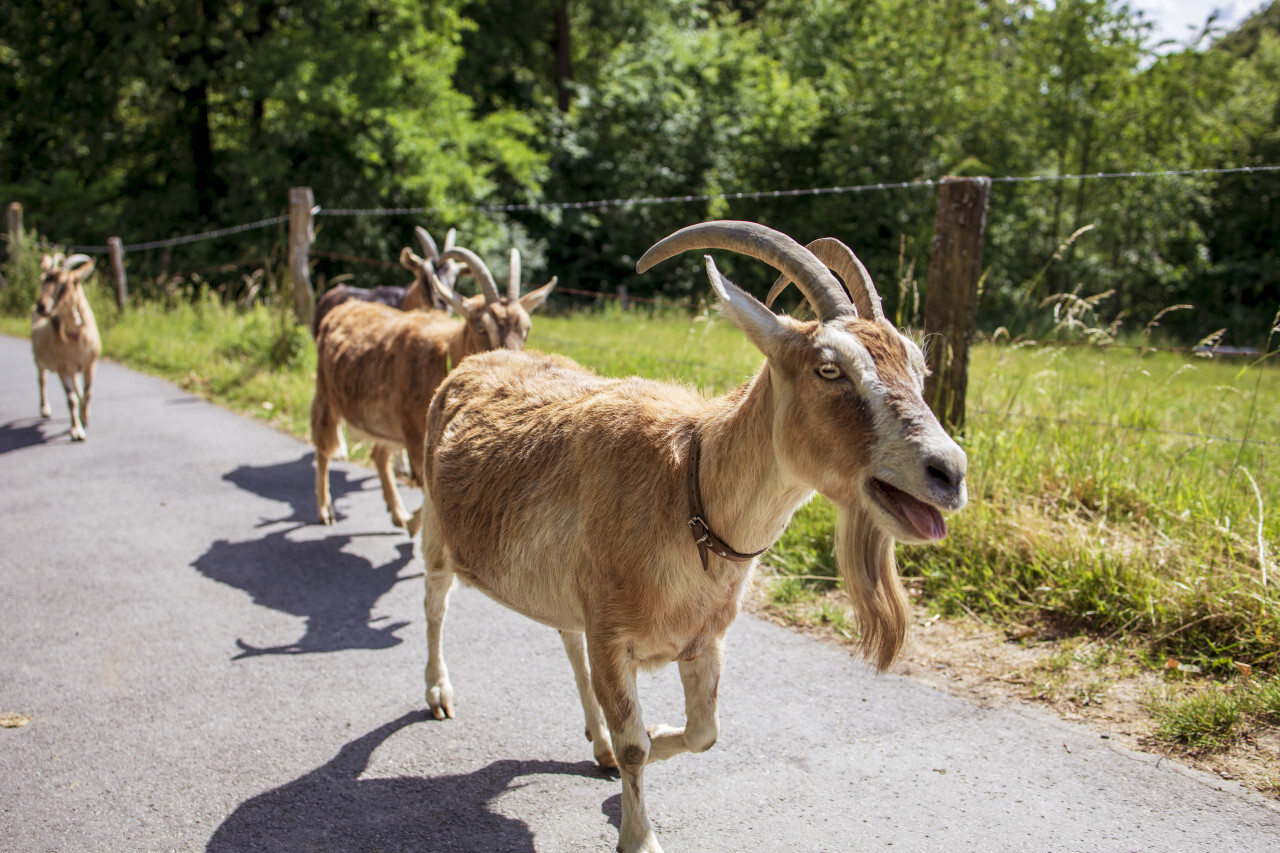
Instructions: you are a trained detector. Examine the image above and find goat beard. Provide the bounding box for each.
[833,503,910,671]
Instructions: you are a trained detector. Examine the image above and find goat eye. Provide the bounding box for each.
[816,362,843,381]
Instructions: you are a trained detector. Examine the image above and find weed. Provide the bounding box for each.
[1151,684,1243,749]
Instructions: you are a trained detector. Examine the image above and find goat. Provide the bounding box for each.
[417,221,967,853]
[31,253,102,442]
[312,245,557,532]
[310,226,458,337]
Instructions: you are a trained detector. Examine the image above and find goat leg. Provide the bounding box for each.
[60,372,85,441]
[559,630,616,768]
[310,396,341,525]
[371,444,414,530]
[80,360,94,428]
[37,366,50,418]
[646,637,722,763]
[420,502,456,719]
[589,638,664,853]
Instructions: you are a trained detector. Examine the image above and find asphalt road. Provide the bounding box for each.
[2,332,1278,852]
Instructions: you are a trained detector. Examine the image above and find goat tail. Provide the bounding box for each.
[833,505,910,671]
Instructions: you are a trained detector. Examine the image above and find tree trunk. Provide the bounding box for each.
[187,78,216,222]
[555,0,572,113]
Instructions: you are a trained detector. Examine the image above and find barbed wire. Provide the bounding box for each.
[63,215,286,254]
[50,164,1280,251]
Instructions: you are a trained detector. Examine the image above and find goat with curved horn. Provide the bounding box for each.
[312,240,557,532]
[418,220,966,852]
[766,237,885,322]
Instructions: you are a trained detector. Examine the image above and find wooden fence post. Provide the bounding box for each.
[923,176,990,433]
[3,202,23,288]
[7,202,22,242]
[108,237,127,308]
[288,187,315,328]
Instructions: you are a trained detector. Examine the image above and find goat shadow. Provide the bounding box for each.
[222,452,371,527]
[191,525,417,659]
[206,711,612,853]
[0,416,67,453]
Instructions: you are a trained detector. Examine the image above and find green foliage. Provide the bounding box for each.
[1,230,44,315]
[4,1,1280,341]
[0,0,544,291]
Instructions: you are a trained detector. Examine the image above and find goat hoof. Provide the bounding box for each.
[319,508,335,526]
[617,832,663,853]
[428,684,455,719]
[40,408,50,419]
[70,429,86,442]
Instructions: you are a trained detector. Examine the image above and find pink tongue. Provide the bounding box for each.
[897,493,947,540]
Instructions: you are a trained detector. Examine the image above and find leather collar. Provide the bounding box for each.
[686,425,767,571]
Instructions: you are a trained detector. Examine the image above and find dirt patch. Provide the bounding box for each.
[746,582,1280,801]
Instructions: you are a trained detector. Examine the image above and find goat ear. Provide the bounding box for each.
[41,254,55,272]
[704,257,793,358]
[72,259,96,281]
[518,276,557,314]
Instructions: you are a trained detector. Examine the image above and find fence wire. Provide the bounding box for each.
[64,215,286,254]
[49,164,1280,252]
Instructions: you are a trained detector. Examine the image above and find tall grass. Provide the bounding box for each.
[906,342,1279,672]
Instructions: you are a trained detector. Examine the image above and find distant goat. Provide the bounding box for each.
[417,221,967,853]
[31,253,102,442]
[312,246,557,531]
[310,226,458,337]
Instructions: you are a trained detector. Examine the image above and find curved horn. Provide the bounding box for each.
[636,220,853,322]
[414,227,439,263]
[429,272,474,319]
[766,238,884,321]
[439,247,501,304]
[443,228,457,251]
[508,248,521,302]
[63,254,93,270]
[400,247,426,273]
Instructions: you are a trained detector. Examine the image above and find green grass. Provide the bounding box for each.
[1151,673,1280,749]
[1152,684,1244,749]
[3,277,1277,682]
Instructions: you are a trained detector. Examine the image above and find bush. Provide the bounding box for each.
[1,231,46,316]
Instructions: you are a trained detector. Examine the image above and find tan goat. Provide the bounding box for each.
[31,253,102,442]
[312,246,557,531]
[417,221,968,853]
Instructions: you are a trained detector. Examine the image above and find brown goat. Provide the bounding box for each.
[417,221,967,853]
[31,253,101,442]
[312,246,557,531]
